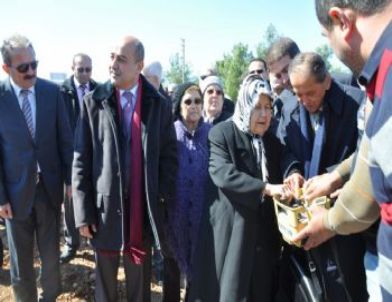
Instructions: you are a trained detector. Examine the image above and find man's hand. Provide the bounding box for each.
[284,173,305,197]
[66,185,72,200]
[79,224,97,239]
[303,171,343,201]
[264,183,291,200]
[292,206,335,250]
[0,203,13,219]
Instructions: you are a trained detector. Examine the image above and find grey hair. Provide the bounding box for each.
[288,52,329,83]
[143,61,163,81]
[1,34,34,66]
[233,74,272,134]
[315,0,390,29]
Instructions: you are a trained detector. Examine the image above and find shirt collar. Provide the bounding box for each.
[359,20,392,87]
[120,84,138,107]
[73,76,89,90]
[9,77,35,97]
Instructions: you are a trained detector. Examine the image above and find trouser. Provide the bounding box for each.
[63,194,80,250]
[311,234,368,302]
[94,238,152,302]
[163,257,181,302]
[6,181,61,302]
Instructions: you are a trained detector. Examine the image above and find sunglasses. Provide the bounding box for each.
[13,60,39,73]
[183,98,202,105]
[250,69,264,75]
[206,88,222,96]
[77,67,92,73]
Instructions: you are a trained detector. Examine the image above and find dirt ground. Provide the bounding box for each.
[0,224,169,302]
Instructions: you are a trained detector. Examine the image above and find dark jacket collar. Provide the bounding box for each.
[92,74,159,106]
[359,20,392,86]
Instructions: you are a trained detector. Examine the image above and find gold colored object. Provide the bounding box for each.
[273,192,331,247]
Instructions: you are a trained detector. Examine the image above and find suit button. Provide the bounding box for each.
[117,209,122,216]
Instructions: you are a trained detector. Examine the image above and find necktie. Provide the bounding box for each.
[80,84,87,98]
[122,91,133,138]
[20,90,35,138]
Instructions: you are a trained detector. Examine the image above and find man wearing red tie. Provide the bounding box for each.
[72,36,177,302]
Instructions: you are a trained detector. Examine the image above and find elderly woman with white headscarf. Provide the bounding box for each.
[189,74,288,302]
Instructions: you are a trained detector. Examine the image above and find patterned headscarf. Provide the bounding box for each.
[232,74,272,134]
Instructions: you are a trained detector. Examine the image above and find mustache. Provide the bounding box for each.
[24,74,36,80]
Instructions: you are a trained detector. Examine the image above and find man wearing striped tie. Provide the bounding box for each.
[0,34,73,302]
[60,53,97,264]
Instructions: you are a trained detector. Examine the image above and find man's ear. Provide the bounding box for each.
[2,64,10,75]
[328,7,356,40]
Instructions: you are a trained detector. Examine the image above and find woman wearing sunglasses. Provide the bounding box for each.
[163,83,212,300]
[189,74,289,302]
[199,75,233,125]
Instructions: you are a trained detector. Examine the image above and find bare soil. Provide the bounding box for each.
[0,225,166,302]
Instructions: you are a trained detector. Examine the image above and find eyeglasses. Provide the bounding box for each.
[76,67,92,73]
[206,88,223,96]
[183,98,202,105]
[254,107,273,115]
[249,69,264,75]
[13,60,39,73]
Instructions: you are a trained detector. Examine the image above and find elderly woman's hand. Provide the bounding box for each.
[264,183,291,200]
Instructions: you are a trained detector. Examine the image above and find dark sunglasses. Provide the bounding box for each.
[249,69,264,75]
[206,88,222,96]
[183,98,202,105]
[77,67,92,73]
[13,60,39,73]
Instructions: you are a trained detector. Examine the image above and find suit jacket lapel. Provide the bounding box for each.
[2,79,34,144]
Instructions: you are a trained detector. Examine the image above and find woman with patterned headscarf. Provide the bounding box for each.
[189,74,289,302]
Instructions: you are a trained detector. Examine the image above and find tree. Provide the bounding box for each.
[165,53,193,84]
[315,44,333,71]
[215,43,253,101]
[255,24,281,59]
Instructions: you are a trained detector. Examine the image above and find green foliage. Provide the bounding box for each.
[165,53,193,84]
[255,24,281,59]
[315,44,333,71]
[215,43,253,101]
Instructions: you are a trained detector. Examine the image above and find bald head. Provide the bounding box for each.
[109,35,145,89]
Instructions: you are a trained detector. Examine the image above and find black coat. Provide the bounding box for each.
[278,80,363,177]
[60,76,98,131]
[72,76,177,254]
[189,121,282,302]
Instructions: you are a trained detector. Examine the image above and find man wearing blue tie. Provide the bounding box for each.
[0,34,73,301]
[278,52,367,301]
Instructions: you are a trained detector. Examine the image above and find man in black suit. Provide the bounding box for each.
[278,52,367,301]
[72,35,177,302]
[0,34,73,301]
[60,53,97,264]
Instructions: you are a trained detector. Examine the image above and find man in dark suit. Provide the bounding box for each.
[0,34,73,301]
[278,52,367,301]
[72,35,177,302]
[60,53,97,264]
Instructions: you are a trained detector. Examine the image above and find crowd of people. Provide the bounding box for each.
[1,0,392,301]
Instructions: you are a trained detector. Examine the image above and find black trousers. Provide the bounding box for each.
[62,194,80,250]
[6,181,61,302]
[163,257,181,302]
[94,237,152,302]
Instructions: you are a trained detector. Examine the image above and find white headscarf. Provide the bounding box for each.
[233,74,272,135]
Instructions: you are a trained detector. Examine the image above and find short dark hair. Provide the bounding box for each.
[266,37,300,66]
[288,52,329,83]
[133,40,145,63]
[315,0,390,29]
[1,34,34,66]
[249,58,267,68]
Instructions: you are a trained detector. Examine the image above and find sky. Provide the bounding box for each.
[0,0,333,82]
